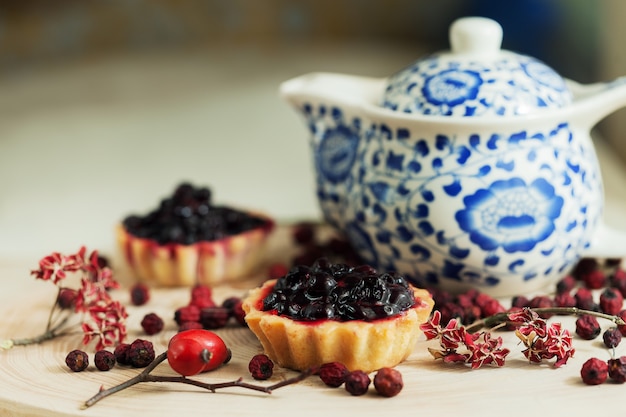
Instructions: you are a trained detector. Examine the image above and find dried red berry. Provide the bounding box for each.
[611,269,626,298]
[608,356,626,383]
[574,288,597,311]
[178,321,203,332]
[94,350,116,371]
[174,305,201,325]
[511,295,530,309]
[318,362,349,387]
[141,312,164,335]
[128,339,155,368]
[580,357,608,385]
[65,349,89,372]
[130,283,150,306]
[373,367,403,397]
[248,354,274,380]
[581,269,606,289]
[599,288,624,316]
[556,275,576,294]
[57,288,77,309]
[344,370,371,396]
[573,258,599,279]
[231,299,247,327]
[603,328,622,349]
[554,292,577,308]
[221,296,241,312]
[200,307,230,329]
[190,284,215,309]
[114,343,131,365]
[528,295,555,318]
[576,315,601,340]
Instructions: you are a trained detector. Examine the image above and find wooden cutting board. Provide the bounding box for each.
[0,227,624,417]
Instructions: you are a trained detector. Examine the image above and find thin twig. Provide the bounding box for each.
[83,352,315,408]
[465,307,626,333]
[3,315,73,348]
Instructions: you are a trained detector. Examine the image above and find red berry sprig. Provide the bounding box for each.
[1,247,127,351]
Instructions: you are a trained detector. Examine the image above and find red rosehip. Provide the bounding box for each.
[580,357,608,385]
[167,329,230,376]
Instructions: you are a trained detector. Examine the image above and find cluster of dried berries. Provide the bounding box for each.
[581,356,626,385]
[112,339,156,368]
[173,284,246,332]
[317,361,403,397]
[508,259,626,317]
[65,348,117,372]
[429,287,505,325]
[1,247,127,351]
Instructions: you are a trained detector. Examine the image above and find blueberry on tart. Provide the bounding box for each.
[242,258,434,372]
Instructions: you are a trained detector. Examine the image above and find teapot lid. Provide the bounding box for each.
[381,17,572,117]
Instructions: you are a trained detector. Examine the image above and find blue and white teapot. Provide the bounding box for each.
[280,17,626,297]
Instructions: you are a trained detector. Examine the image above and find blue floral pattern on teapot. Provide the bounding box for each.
[303,103,603,291]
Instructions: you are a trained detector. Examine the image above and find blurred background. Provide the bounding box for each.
[0,0,625,258]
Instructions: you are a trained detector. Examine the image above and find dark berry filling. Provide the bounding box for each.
[122,182,269,245]
[262,258,415,322]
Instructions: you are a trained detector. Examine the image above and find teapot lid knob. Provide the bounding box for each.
[450,17,502,56]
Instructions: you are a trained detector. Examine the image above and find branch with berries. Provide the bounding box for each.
[0,247,127,351]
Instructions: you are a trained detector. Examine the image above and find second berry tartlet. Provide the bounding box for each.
[242,258,434,373]
[117,183,275,287]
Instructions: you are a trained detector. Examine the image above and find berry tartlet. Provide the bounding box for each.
[242,258,434,372]
[116,183,275,287]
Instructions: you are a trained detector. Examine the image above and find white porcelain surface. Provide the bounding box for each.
[281,18,626,297]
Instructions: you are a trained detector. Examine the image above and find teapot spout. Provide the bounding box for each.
[568,76,626,128]
[280,72,386,114]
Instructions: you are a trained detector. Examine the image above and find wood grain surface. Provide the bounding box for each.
[0,228,624,417]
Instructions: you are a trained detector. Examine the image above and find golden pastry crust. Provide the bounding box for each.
[116,216,274,287]
[242,279,434,372]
